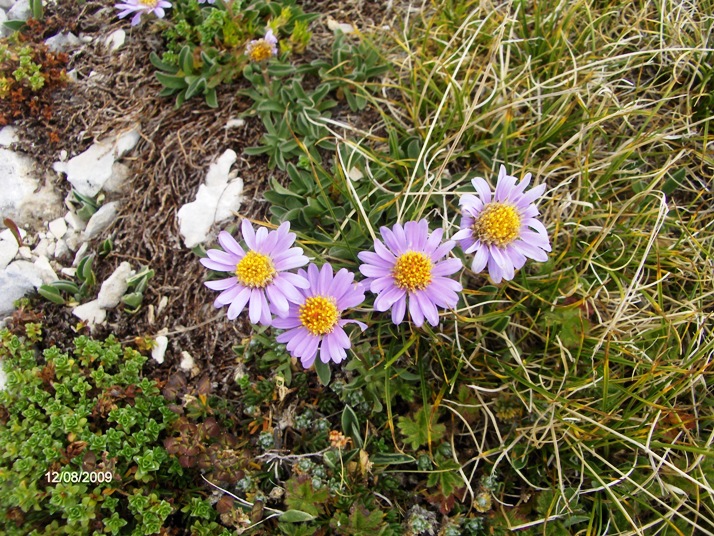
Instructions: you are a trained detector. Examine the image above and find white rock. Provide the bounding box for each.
[179,351,195,373]
[225,118,246,129]
[0,228,26,242]
[0,0,13,10]
[348,167,364,181]
[177,150,243,248]
[53,127,141,197]
[18,246,32,259]
[34,256,58,284]
[82,201,119,240]
[49,217,68,240]
[61,267,77,277]
[65,232,82,252]
[327,18,355,34]
[33,237,52,258]
[0,11,6,40]
[72,242,89,266]
[7,0,31,21]
[54,239,70,259]
[152,336,169,364]
[0,126,17,147]
[0,262,38,316]
[97,261,132,309]
[0,148,37,222]
[65,211,86,231]
[157,295,169,314]
[59,149,68,161]
[0,237,18,270]
[44,32,81,53]
[104,29,126,52]
[72,299,106,328]
[0,366,6,391]
[103,162,130,193]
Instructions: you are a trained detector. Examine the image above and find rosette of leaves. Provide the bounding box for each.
[241,70,338,169]
[151,45,222,108]
[314,31,390,112]
[38,253,96,305]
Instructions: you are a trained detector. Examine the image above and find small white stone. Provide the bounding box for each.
[34,256,58,284]
[54,239,70,260]
[152,336,169,364]
[348,167,364,181]
[18,246,32,259]
[65,232,82,252]
[6,260,43,287]
[65,211,86,231]
[82,201,120,240]
[97,262,132,309]
[33,238,52,258]
[44,32,81,53]
[72,243,89,266]
[157,295,169,315]
[0,367,6,391]
[61,267,77,277]
[0,126,18,147]
[0,237,19,270]
[103,162,130,193]
[59,149,68,161]
[7,0,31,22]
[177,150,243,248]
[224,118,246,129]
[0,228,26,242]
[72,299,107,328]
[104,29,126,52]
[49,218,68,240]
[327,18,355,34]
[179,351,195,373]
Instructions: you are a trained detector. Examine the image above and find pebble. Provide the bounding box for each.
[72,299,106,328]
[97,262,132,309]
[48,218,68,240]
[152,335,169,364]
[179,351,195,373]
[82,201,120,240]
[0,237,19,270]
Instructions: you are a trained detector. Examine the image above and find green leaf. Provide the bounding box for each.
[370,453,416,465]
[76,255,95,285]
[38,285,66,305]
[185,77,206,100]
[150,52,177,73]
[3,20,26,32]
[397,406,445,450]
[341,405,363,449]
[156,72,188,90]
[29,0,43,20]
[205,88,218,109]
[314,358,331,386]
[178,45,194,74]
[49,280,81,294]
[280,510,316,523]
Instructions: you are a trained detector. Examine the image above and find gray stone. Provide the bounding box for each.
[53,128,140,197]
[0,126,17,147]
[97,261,132,309]
[0,148,37,222]
[7,0,31,22]
[151,336,169,364]
[0,237,19,270]
[48,217,68,240]
[82,201,120,240]
[0,260,43,316]
[72,299,106,328]
[44,32,82,53]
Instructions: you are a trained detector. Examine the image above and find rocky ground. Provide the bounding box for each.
[0,0,403,392]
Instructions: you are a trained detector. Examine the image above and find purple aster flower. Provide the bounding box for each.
[197,0,216,3]
[200,220,309,325]
[452,165,551,284]
[115,0,171,26]
[245,29,279,62]
[273,263,366,369]
[358,220,463,327]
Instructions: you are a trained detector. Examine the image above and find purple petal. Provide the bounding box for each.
[241,220,256,250]
[519,183,547,206]
[218,231,245,257]
[431,257,462,276]
[514,240,549,262]
[274,254,309,271]
[286,329,308,352]
[214,285,243,306]
[271,275,305,304]
[318,263,333,295]
[471,244,489,273]
[374,286,406,312]
[360,263,391,278]
[451,228,472,242]
[471,177,492,204]
[374,240,396,262]
[524,218,548,237]
[336,286,365,310]
[281,271,310,289]
[207,249,239,265]
[414,291,439,326]
[430,239,456,261]
[424,227,444,255]
[205,277,237,291]
[391,296,407,324]
[266,284,289,315]
[130,12,142,25]
[226,287,251,319]
[358,251,393,268]
[380,226,403,255]
[408,295,425,327]
[273,316,301,330]
[370,276,395,294]
[495,170,518,202]
[330,269,355,301]
[248,289,262,323]
[330,327,351,349]
[201,258,236,272]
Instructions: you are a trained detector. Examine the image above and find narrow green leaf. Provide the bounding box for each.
[156,72,188,90]
[38,285,66,305]
[314,358,331,386]
[280,510,316,523]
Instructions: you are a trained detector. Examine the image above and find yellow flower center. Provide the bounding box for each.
[472,203,521,247]
[299,296,339,336]
[248,41,275,62]
[392,251,432,291]
[139,0,159,6]
[235,251,276,288]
